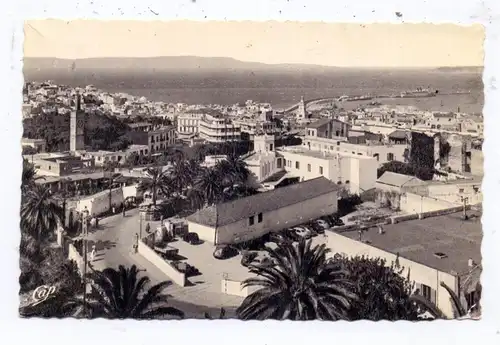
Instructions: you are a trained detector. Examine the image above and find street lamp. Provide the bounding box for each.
[461,196,469,220]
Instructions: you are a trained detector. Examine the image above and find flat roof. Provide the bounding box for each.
[277,147,375,160]
[336,211,482,275]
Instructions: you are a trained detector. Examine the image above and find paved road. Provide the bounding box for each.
[84,209,241,319]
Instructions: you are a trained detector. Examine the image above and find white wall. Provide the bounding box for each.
[214,191,338,245]
[76,188,124,216]
[400,192,460,214]
[221,279,259,297]
[137,237,186,287]
[325,231,459,318]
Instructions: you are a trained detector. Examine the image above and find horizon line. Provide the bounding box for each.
[23,55,484,69]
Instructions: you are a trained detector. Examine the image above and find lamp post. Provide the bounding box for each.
[461,196,469,220]
[81,207,90,317]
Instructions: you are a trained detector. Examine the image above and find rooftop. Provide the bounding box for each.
[337,211,482,275]
[187,177,340,228]
[376,171,424,188]
[277,146,375,160]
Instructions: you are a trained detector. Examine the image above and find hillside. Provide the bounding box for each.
[23,56,340,72]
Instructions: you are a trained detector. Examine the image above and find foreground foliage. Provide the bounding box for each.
[237,239,358,320]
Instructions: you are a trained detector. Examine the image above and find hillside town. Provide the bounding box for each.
[20,79,482,320]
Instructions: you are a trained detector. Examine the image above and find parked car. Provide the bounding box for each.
[171,261,200,277]
[300,224,318,236]
[291,227,312,239]
[314,219,330,231]
[182,232,200,245]
[284,228,301,241]
[213,245,238,260]
[269,231,290,244]
[241,251,259,267]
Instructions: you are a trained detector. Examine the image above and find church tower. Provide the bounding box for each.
[297,96,306,119]
[254,134,275,153]
[70,94,85,152]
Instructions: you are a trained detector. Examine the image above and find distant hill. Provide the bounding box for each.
[23,56,344,72]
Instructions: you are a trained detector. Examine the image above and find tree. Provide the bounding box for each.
[75,265,184,319]
[236,239,358,320]
[22,159,44,192]
[377,160,435,181]
[193,167,225,206]
[137,167,173,206]
[410,281,478,319]
[329,255,419,321]
[20,184,63,243]
[216,154,250,187]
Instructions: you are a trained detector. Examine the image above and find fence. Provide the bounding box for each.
[220,278,258,297]
[67,243,85,275]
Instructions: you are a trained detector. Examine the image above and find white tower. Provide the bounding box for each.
[254,134,275,153]
[297,96,306,119]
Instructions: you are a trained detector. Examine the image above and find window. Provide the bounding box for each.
[319,166,324,175]
[473,187,479,193]
[295,161,300,169]
[387,153,395,161]
[307,164,311,172]
[422,284,432,301]
[249,216,255,226]
[459,188,464,193]
[373,153,380,161]
[258,213,263,223]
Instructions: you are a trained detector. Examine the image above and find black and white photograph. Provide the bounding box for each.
[18,19,484,321]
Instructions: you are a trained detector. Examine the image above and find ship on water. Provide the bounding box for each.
[399,88,438,98]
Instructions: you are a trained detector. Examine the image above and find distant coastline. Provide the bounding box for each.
[23,58,484,113]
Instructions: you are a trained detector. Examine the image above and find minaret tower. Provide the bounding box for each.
[297,96,306,119]
[70,93,85,152]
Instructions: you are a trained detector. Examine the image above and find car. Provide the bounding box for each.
[241,251,259,267]
[308,221,326,234]
[315,219,330,230]
[213,245,238,260]
[292,227,312,239]
[300,224,318,236]
[269,231,290,244]
[284,228,301,241]
[182,232,200,245]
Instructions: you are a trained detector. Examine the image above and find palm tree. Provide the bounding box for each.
[194,167,224,206]
[170,159,199,196]
[224,153,250,186]
[76,265,184,319]
[21,159,44,192]
[137,167,173,206]
[236,239,358,321]
[20,184,63,243]
[410,281,474,319]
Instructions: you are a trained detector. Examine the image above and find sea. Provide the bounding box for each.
[24,69,484,113]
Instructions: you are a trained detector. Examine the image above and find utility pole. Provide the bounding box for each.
[461,196,469,220]
[81,207,89,317]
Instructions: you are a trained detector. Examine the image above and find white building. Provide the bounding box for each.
[198,114,241,143]
[244,135,285,184]
[186,177,339,245]
[177,113,204,135]
[324,211,482,319]
[277,146,379,195]
[84,144,149,166]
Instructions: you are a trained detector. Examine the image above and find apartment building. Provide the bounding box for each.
[83,144,149,166]
[177,113,204,135]
[198,114,241,143]
[277,146,378,194]
[21,138,47,153]
[127,126,176,154]
[232,118,278,139]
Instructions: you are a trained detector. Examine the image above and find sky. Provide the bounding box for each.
[24,20,484,67]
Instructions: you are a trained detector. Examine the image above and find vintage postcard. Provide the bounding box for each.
[19,20,483,320]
